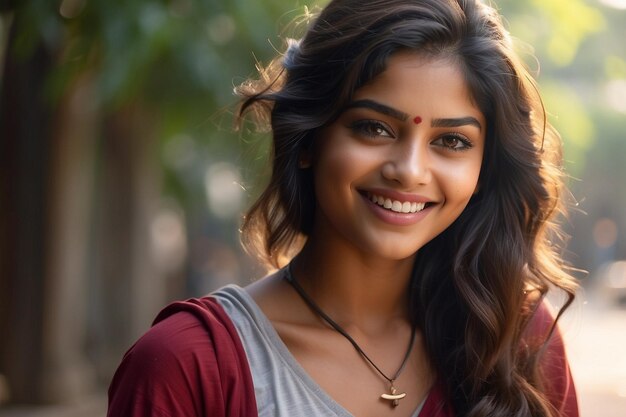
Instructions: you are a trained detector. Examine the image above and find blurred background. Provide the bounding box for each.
[0,0,624,416]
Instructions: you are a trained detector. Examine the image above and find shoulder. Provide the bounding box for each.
[120,297,241,380]
[525,300,579,417]
[107,294,257,417]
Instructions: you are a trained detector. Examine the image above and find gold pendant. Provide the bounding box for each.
[380,385,406,407]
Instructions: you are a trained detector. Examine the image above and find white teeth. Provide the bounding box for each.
[367,193,427,213]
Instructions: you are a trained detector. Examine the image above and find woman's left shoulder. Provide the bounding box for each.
[525,300,580,417]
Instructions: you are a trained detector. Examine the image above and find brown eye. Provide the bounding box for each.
[433,133,472,151]
[349,120,394,139]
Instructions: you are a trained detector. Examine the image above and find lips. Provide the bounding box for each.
[366,192,427,214]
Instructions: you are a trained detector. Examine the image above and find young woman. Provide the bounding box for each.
[108,0,579,416]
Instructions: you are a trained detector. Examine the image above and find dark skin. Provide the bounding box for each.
[247,53,485,417]
[247,249,434,417]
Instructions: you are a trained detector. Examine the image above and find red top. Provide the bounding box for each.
[107,296,578,417]
[107,297,258,417]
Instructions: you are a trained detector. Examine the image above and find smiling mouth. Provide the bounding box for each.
[366,192,427,214]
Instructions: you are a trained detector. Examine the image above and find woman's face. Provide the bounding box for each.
[307,51,485,261]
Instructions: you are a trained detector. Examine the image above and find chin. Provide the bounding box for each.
[359,243,422,263]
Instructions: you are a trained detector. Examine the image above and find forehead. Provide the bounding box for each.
[352,52,484,123]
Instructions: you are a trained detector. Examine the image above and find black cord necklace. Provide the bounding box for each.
[285,264,416,407]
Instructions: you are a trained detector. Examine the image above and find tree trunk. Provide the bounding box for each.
[0,26,53,404]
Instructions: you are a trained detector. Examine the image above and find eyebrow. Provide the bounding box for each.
[345,99,482,131]
[432,116,482,131]
[345,99,409,122]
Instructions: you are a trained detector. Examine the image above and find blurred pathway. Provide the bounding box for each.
[559,291,626,417]
[0,395,105,417]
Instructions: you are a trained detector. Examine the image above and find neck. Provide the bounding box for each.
[291,237,415,333]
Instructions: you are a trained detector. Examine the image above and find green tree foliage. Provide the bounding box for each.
[7,0,299,104]
[4,0,319,242]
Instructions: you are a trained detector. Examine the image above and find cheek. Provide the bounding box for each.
[440,160,482,203]
[314,142,377,186]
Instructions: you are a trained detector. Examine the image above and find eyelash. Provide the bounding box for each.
[349,119,395,138]
[349,119,474,151]
[432,133,473,151]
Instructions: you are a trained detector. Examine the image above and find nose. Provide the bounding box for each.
[381,141,432,187]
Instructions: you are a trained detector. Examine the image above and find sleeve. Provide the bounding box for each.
[526,302,579,417]
[107,298,258,417]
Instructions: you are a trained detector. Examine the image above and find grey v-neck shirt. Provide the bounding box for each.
[213,285,426,417]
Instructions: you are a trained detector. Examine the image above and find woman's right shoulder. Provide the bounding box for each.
[128,292,244,363]
[107,293,257,417]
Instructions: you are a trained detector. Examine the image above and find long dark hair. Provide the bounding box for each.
[236,0,577,416]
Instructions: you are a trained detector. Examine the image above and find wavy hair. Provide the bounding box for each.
[236,0,577,415]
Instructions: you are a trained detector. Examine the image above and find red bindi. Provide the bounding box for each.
[413,116,423,124]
